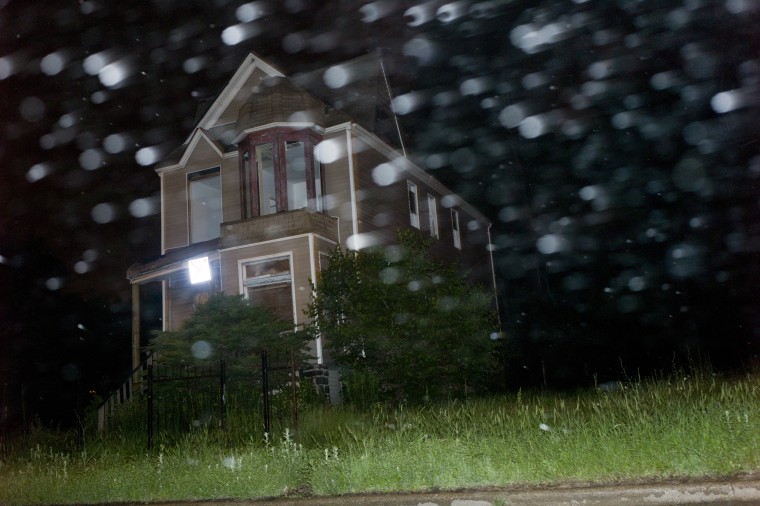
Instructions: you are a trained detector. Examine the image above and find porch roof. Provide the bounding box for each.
[126,238,220,283]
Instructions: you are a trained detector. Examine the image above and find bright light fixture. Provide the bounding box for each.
[188,256,212,284]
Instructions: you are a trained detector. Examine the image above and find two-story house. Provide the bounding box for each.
[126,52,497,385]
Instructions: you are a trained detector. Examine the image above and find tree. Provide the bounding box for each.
[309,230,499,403]
[148,293,306,370]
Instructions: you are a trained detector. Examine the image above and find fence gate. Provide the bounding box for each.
[144,350,299,450]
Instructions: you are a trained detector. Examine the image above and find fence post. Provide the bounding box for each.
[219,360,226,431]
[261,350,270,435]
[147,363,154,451]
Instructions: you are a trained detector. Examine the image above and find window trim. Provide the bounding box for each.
[238,252,297,324]
[451,209,461,250]
[239,128,323,219]
[427,194,439,238]
[187,166,222,244]
[408,180,420,229]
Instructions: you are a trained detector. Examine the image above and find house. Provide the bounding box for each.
[126,52,497,388]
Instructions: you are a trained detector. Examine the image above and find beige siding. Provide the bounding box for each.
[220,236,314,325]
[162,170,188,251]
[221,155,241,223]
[161,137,226,252]
[321,131,354,246]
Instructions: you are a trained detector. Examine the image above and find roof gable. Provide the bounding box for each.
[193,53,285,134]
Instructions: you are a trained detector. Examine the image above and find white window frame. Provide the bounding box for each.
[408,181,420,229]
[187,166,222,244]
[238,252,297,324]
[451,209,461,250]
[427,194,439,238]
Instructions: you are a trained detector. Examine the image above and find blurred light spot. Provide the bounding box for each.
[407,280,423,291]
[384,245,403,262]
[480,97,499,109]
[460,77,491,96]
[80,0,96,14]
[360,1,393,22]
[91,90,108,104]
[222,24,258,45]
[91,202,117,224]
[79,149,104,170]
[404,37,437,65]
[46,277,64,290]
[667,243,704,278]
[536,234,567,254]
[20,97,45,122]
[323,64,351,89]
[380,267,399,284]
[74,261,90,274]
[372,163,399,186]
[432,91,458,107]
[711,89,744,113]
[405,4,435,26]
[77,323,87,331]
[82,249,98,262]
[588,60,611,80]
[650,71,680,90]
[282,32,307,53]
[519,115,547,138]
[83,52,109,75]
[183,56,206,74]
[346,233,380,250]
[451,147,476,173]
[726,0,758,13]
[437,2,467,23]
[236,2,267,22]
[612,111,636,129]
[498,104,527,128]
[0,56,15,79]
[191,340,213,359]
[59,112,77,128]
[41,52,66,75]
[27,163,51,182]
[441,195,458,208]
[314,139,342,163]
[426,153,447,169]
[510,24,541,52]
[135,146,161,166]
[103,133,129,154]
[392,92,423,115]
[628,276,646,291]
[522,72,547,89]
[129,197,158,218]
[99,62,129,87]
[579,185,598,201]
[372,212,391,227]
[539,423,551,432]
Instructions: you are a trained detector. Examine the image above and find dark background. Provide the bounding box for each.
[1,0,759,427]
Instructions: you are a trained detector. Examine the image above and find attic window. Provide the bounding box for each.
[239,128,323,218]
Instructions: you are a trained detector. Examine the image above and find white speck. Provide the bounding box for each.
[236,2,266,22]
[46,277,64,290]
[79,149,104,170]
[103,133,129,154]
[372,163,399,186]
[711,89,744,113]
[192,340,213,359]
[519,115,547,139]
[323,64,351,89]
[83,52,109,75]
[0,56,15,79]
[403,37,437,65]
[222,24,257,46]
[314,139,342,164]
[77,323,87,331]
[41,52,66,75]
[129,197,157,218]
[26,163,51,182]
[498,104,527,128]
[82,249,98,262]
[392,92,423,115]
[98,62,128,87]
[135,146,160,166]
[539,423,552,432]
[74,261,90,274]
[91,203,117,224]
[536,234,567,254]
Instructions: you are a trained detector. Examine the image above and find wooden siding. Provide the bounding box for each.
[351,134,494,289]
[220,236,314,325]
[161,136,226,252]
[321,131,354,245]
[165,268,210,332]
[214,66,270,127]
[221,155,241,223]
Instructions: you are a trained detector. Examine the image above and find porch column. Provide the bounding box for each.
[131,282,141,372]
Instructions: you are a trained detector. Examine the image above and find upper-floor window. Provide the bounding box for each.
[239,129,323,219]
[427,194,439,238]
[188,167,222,243]
[408,181,419,229]
[451,209,461,250]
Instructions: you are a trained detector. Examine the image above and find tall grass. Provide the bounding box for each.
[1,371,759,505]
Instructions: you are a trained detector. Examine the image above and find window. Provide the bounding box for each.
[241,256,294,323]
[188,167,222,243]
[451,209,461,249]
[427,194,439,238]
[239,129,323,218]
[408,181,419,229]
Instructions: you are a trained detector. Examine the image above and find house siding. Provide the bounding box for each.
[321,130,354,244]
[221,155,241,223]
[220,236,314,326]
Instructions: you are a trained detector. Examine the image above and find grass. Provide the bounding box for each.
[1,371,759,504]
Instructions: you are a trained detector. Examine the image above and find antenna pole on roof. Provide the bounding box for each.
[379,56,407,158]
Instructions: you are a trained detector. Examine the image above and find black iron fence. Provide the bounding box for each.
[143,350,299,449]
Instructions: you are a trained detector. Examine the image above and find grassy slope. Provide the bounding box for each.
[1,372,759,505]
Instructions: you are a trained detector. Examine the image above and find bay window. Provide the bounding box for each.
[239,129,323,218]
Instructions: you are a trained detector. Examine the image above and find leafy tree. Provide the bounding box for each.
[149,293,307,369]
[309,230,499,403]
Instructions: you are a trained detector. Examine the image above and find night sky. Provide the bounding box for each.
[2,0,760,425]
